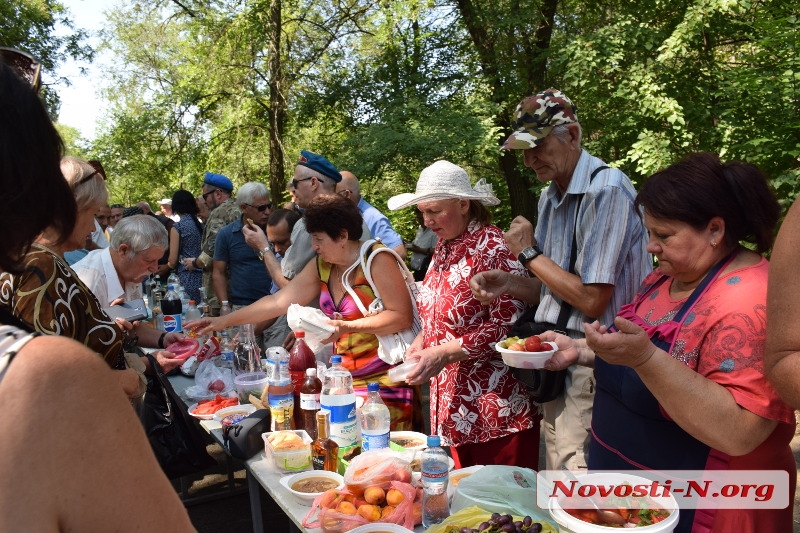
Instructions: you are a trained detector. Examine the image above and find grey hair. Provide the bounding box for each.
[60,156,108,210]
[236,182,270,205]
[110,215,168,256]
[550,123,582,145]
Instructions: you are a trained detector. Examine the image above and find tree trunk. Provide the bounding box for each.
[267,0,286,201]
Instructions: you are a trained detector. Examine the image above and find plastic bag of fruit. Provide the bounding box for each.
[451,466,552,524]
[343,449,414,494]
[425,506,557,533]
[302,481,418,532]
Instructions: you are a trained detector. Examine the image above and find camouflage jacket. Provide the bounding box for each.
[199,197,240,310]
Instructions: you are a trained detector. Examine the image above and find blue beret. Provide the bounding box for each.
[203,171,233,192]
[297,150,342,183]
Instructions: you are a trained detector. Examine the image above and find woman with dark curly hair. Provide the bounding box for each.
[187,193,417,429]
[167,189,204,302]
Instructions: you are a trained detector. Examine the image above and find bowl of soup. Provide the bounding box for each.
[279,470,345,506]
[389,431,427,451]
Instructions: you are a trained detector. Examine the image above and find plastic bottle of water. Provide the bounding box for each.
[167,271,180,290]
[268,346,294,431]
[234,323,262,375]
[421,435,451,528]
[197,287,210,317]
[161,284,182,333]
[320,355,358,448]
[218,331,235,369]
[359,382,390,451]
[178,286,190,319]
[219,300,232,316]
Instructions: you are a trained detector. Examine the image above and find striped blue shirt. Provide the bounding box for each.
[534,150,651,335]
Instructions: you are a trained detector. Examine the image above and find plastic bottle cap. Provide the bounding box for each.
[189,300,196,305]
[367,382,380,392]
[331,355,342,364]
[167,285,174,290]
[295,330,305,338]
[427,435,441,447]
[306,368,317,376]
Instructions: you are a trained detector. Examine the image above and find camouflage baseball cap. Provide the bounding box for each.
[500,89,578,150]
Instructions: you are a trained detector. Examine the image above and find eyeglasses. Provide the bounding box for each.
[290,177,313,189]
[246,202,272,212]
[202,189,218,201]
[0,47,42,93]
[78,160,107,185]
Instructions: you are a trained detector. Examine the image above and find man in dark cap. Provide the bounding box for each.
[470,89,651,471]
[184,172,239,315]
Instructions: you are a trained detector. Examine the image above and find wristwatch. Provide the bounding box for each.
[257,245,272,261]
[518,245,543,266]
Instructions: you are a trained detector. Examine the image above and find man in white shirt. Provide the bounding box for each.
[73,215,168,306]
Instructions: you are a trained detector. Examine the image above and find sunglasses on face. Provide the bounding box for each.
[78,160,107,185]
[246,202,272,212]
[202,189,218,201]
[290,177,313,189]
[0,47,42,93]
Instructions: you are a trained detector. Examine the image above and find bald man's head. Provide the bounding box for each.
[336,171,361,203]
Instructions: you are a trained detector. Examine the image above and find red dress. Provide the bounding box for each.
[419,221,536,447]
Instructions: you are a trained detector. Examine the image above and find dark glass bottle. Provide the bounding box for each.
[288,330,315,429]
[311,410,339,472]
[300,368,322,440]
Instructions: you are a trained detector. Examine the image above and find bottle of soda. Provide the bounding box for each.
[289,330,316,429]
[161,284,182,333]
[320,355,358,448]
[267,347,295,431]
[421,435,451,527]
[300,368,322,440]
[359,382,391,451]
[311,410,339,472]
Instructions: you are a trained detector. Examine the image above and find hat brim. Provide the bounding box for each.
[388,191,500,211]
[500,126,553,151]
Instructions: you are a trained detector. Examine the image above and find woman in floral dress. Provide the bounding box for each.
[167,189,204,302]
[389,160,539,469]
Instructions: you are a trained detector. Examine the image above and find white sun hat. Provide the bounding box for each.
[159,198,172,205]
[387,160,500,211]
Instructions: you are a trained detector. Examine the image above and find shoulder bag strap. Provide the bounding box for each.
[341,240,377,317]
[554,165,608,329]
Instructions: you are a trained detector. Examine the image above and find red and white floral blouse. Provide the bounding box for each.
[419,221,536,447]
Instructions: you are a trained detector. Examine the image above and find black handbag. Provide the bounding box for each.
[510,166,607,404]
[139,353,217,479]
[223,409,271,459]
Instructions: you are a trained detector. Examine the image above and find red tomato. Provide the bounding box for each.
[524,335,542,352]
[539,342,554,352]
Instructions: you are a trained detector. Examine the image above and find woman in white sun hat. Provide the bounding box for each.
[388,160,539,469]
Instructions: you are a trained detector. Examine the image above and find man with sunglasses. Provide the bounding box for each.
[187,172,239,316]
[213,182,275,344]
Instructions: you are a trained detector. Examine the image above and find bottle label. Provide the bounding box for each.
[422,467,449,482]
[220,350,234,363]
[269,392,294,430]
[163,314,182,333]
[311,454,325,470]
[362,431,390,451]
[300,393,320,410]
[320,399,357,447]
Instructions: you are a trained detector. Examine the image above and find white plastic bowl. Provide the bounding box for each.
[213,403,256,421]
[496,342,558,369]
[389,431,428,451]
[548,472,679,532]
[278,470,344,506]
[347,524,414,533]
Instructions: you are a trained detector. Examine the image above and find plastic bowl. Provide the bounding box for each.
[387,360,418,383]
[347,524,414,533]
[213,403,256,421]
[548,472,679,532]
[234,372,269,404]
[279,470,345,506]
[262,430,313,472]
[389,431,427,451]
[496,342,558,370]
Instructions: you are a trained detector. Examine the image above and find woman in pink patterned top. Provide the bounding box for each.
[389,160,539,469]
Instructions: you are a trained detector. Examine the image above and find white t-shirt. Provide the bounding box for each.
[72,248,143,306]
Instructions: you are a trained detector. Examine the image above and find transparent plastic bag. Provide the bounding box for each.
[287,303,335,353]
[342,449,414,495]
[190,359,234,397]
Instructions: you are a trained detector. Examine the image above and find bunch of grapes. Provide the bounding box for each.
[458,513,544,533]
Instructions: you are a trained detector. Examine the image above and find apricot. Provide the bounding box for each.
[320,489,343,508]
[380,505,396,519]
[411,500,423,525]
[363,486,386,505]
[337,501,357,515]
[385,488,405,506]
[352,497,368,509]
[357,504,381,521]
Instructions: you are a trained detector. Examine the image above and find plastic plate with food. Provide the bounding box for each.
[494,335,558,370]
[187,395,239,419]
[187,402,215,420]
[164,338,200,361]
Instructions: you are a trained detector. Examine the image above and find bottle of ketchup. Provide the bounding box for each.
[288,330,316,430]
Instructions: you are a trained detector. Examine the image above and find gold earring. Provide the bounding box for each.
[711,241,717,248]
